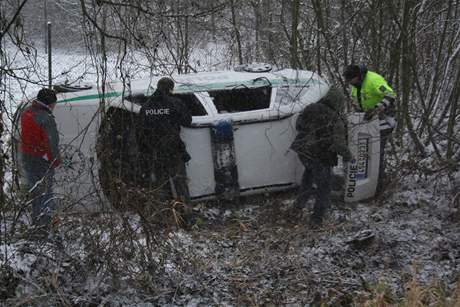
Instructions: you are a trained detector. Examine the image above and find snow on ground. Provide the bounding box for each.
[1,47,459,305]
[1,162,459,305]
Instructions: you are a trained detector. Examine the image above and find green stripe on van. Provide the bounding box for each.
[58,91,122,103]
[57,78,325,103]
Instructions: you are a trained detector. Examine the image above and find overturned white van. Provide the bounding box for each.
[13,65,382,205]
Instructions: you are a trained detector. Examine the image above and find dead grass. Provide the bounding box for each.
[356,278,460,307]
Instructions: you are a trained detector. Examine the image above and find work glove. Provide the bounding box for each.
[364,108,378,121]
[182,151,191,163]
[342,150,353,163]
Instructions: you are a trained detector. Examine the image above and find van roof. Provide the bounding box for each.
[128,69,324,94]
[57,69,328,104]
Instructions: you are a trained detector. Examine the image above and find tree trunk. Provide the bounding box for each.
[0,6,5,210]
[230,0,243,65]
[399,0,425,156]
[290,0,300,69]
[446,61,460,160]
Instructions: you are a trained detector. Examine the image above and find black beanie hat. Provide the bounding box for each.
[157,77,175,94]
[37,88,57,105]
[343,65,361,81]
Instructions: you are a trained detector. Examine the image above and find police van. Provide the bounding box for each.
[13,64,381,206]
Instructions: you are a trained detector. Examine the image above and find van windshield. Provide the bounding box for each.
[174,93,207,116]
[209,86,271,113]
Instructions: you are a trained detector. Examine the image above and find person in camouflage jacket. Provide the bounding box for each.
[290,87,352,225]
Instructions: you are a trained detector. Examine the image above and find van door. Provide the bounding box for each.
[206,86,301,195]
[179,92,217,199]
[233,115,300,192]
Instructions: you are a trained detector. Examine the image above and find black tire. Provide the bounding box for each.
[96,108,142,209]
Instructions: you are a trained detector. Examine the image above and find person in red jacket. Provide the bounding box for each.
[19,88,60,236]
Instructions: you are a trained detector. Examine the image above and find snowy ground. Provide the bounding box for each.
[1,169,459,305]
[1,46,460,305]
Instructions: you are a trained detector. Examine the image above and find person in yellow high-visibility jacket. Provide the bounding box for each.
[343,64,396,129]
[343,64,396,194]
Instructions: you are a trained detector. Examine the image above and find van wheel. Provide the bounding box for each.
[96,108,144,210]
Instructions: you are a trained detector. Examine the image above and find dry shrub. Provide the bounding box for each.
[358,280,395,307]
[403,279,446,306]
[98,175,191,228]
[451,281,460,307]
[357,278,460,307]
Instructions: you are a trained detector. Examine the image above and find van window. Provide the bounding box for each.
[126,93,207,116]
[209,86,271,113]
[274,86,303,106]
[174,93,208,116]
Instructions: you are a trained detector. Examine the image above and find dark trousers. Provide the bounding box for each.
[139,152,156,187]
[155,159,190,203]
[22,162,55,227]
[295,159,332,220]
[139,150,190,203]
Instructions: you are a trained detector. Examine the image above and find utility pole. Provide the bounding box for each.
[44,0,52,87]
[47,22,52,88]
[44,0,48,54]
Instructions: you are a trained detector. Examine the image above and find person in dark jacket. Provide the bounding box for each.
[290,87,352,225]
[137,77,192,202]
[19,88,61,235]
